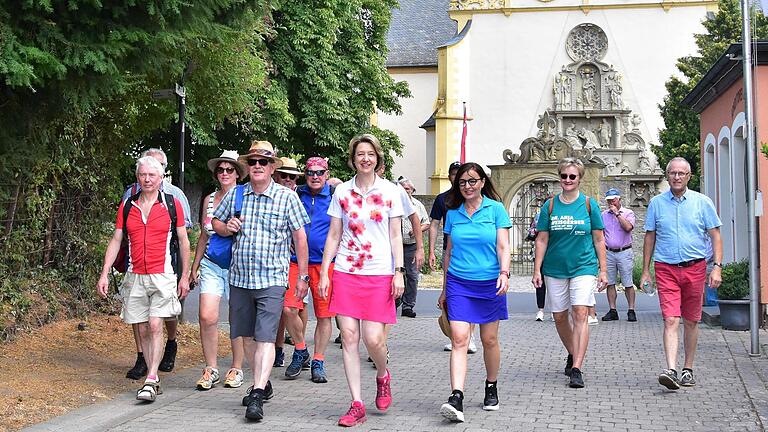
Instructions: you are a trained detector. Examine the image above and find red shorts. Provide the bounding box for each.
[284,262,336,319]
[655,260,707,321]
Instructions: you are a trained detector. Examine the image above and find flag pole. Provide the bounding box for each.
[460,102,467,164]
[739,0,760,356]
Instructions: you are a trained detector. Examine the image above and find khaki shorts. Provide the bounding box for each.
[120,272,181,324]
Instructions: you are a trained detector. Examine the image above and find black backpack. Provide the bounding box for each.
[113,192,179,276]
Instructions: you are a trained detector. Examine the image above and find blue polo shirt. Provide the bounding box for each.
[644,189,721,264]
[444,197,512,280]
[292,183,334,264]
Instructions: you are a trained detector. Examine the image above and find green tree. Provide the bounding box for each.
[262,0,411,177]
[657,0,768,190]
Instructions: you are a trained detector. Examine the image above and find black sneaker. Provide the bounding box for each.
[482,381,499,411]
[680,369,696,387]
[659,369,681,390]
[284,333,294,346]
[242,381,273,407]
[244,389,264,421]
[126,353,147,380]
[601,309,619,321]
[569,368,585,388]
[564,354,574,376]
[334,335,342,344]
[401,309,416,318]
[627,309,638,322]
[273,347,285,367]
[440,391,464,422]
[158,339,177,372]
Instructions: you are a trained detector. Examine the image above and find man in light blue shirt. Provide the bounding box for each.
[641,157,722,391]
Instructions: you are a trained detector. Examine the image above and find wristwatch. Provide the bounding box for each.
[394,267,406,273]
[713,262,723,268]
[299,274,310,283]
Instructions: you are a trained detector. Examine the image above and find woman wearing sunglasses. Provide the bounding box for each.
[531,158,607,389]
[437,162,511,422]
[190,150,248,391]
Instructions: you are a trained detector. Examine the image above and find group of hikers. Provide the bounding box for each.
[98,134,722,426]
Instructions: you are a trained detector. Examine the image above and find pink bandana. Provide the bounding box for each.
[305,157,329,170]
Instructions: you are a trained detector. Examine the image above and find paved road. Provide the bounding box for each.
[25,290,768,432]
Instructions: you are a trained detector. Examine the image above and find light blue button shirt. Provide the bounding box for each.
[644,189,721,264]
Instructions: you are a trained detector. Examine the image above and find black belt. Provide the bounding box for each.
[671,258,705,268]
[607,245,632,253]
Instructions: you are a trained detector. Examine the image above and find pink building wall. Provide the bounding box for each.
[698,69,768,302]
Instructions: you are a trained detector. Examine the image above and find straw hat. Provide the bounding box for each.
[238,140,283,169]
[276,157,303,175]
[438,308,451,338]
[207,150,247,180]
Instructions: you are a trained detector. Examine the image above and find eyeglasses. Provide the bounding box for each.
[306,169,327,177]
[458,178,480,188]
[215,167,236,175]
[279,173,297,180]
[560,174,578,180]
[668,171,690,178]
[247,158,270,167]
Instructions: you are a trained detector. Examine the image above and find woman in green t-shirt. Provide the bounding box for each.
[532,158,607,389]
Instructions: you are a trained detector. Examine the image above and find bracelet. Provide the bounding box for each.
[499,270,509,277]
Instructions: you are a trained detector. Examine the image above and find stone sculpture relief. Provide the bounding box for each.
[629,182,656,208]
[449,0,504,10]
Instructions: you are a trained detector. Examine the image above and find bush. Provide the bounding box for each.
[632,257,654,289]
[717,260,750,300]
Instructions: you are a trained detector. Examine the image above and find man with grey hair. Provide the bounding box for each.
[397,176,429,317]
[641,156,722,390]
[98,156,191,402]
[121,148,192,380]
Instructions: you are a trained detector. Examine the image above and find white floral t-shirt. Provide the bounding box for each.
[328,175,405,275]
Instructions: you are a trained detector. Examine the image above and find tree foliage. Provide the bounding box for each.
[0,0,408,334]
[657,0,768,190]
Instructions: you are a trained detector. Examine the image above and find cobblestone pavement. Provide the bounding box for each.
[26,296,768,432]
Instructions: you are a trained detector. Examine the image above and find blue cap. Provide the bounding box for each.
[605,188,621,200]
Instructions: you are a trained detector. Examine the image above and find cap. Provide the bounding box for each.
[448,161,461,172]
[605,188,621,200]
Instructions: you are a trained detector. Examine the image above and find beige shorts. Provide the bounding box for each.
[120,272,181,324]
[544,275,597,313]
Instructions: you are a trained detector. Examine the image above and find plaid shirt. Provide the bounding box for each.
[213,181,309,290]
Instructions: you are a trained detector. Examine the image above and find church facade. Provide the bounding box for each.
[380,0,718,194]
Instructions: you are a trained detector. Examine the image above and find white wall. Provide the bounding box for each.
[377,69,438,192]
[463,7,708,168]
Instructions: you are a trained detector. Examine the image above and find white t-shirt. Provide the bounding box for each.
[328,175,405,275]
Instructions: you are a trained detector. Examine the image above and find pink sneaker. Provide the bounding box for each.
[338,400,367,427]
[375,369,392,411]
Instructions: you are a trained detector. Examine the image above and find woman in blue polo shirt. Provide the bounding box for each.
[437,162,511,423]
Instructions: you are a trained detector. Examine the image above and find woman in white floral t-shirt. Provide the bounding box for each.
[318,134,405,427]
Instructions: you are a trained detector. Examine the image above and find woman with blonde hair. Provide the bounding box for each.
[318,134,405,427]
[532,157,607,389]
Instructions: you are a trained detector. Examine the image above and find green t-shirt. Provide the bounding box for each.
[536,193,604,279]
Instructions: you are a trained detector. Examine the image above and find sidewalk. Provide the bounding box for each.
[25,294,768,432]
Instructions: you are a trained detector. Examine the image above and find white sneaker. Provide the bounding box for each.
[443,342,452,352]
[535,310,544,322]
[550,313,555,322]
[468,336,478,354]
[588,315,599,325]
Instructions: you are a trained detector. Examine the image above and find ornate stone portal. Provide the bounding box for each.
[504,23,664,206]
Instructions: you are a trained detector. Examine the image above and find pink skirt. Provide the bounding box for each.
[330,271,396,324]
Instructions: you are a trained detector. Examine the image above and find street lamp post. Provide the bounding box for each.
[152,62,194,190]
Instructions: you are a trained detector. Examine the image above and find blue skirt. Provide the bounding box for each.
[445,272,508,324]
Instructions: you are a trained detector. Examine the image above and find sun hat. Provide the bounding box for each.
[238,140,283,169]
[276,157,303,175]
[605,188,621,200]
[438,307,451,338]
[207,150,247,180]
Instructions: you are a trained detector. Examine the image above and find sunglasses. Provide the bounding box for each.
[247,158,270,167]
[560,174,578,180]
[306,169,327,177]
[215,167,236,175]
[279,173,298,180]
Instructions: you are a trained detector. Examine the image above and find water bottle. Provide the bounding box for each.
[642,281,656,296]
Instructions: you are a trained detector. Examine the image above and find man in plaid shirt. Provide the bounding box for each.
[213,140,310,422]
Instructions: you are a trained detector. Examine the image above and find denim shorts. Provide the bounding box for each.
[199,256,230,299]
